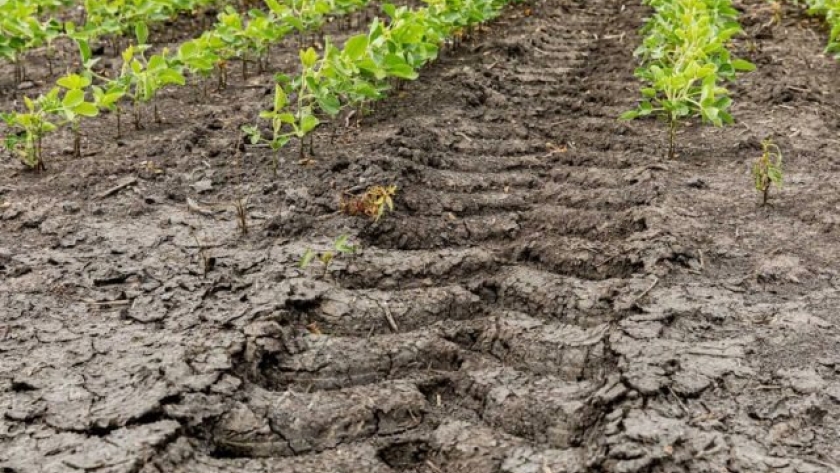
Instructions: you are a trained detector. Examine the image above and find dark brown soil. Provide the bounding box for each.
[2,0,840,472]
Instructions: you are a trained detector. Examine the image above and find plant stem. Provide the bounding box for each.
[47,50,54,76]
[133,100,142,130]
[668,119,677,159]
[73,122,81,158]
[37,134,44,172]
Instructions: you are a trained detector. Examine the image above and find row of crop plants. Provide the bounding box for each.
[1,0,512,171]
[242,0,512,172]
[621,0,756,158]
[0,0,227,82]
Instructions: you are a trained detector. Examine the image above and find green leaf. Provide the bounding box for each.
[148,55,168,72]
[264,0,286,14]
[158,69,186,86]
[270,135,290,150]
[62,89,85,108]
[344,35,369,61]
[619,110,639,120]
[299,249,316,268]
[334,234,357,253]
[300,47,318,68]
[73,102,99,117]
[241,125,262,144]
[57,73,90,90]
[300,114,320,134]
[77,38,92,64]
[135,21,149,45]
[122,46,135,63]
[382,3,397,18]
[317,94,341,116]
[731,59,756,72]
[273,85,287,110]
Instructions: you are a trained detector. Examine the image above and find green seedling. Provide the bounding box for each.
[242,50,325,174]
[753,138,783,206]
[91,82,127,138]
[2,91,61,171]
[55,74,99,158]
[117,23,185,128]
[241,83,298,175]
[300,234,358,276]
[620,0,755,158]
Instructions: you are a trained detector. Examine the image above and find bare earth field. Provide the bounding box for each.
[2,0,840,471]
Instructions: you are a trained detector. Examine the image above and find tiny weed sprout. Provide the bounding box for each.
[753,138,783,206]
[300,234,358,276]
[340,185,397,221]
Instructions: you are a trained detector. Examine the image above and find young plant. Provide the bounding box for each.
[1,91,61,171]
[242,83,298,175]
[621,0,755,158]
[340,185,397,221]
[55,74,99,158]
[753,138,783,206]
[300,234,358,276]
[91,82,127,138]
[117,23,185,128]
[243,49,325,173]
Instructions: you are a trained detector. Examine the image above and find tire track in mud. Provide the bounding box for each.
[168,0,675,471]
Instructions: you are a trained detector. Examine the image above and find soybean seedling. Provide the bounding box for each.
[2,92,62,171]
[117,23,186,128]
[300,234,358,277]
[753,138,783,206]
[55,74,99,158]
[242,83,296,175]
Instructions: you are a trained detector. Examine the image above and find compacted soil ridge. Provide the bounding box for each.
[2,0,840,472]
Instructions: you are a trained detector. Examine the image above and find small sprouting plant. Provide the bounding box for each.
[1,92,61,171]
[340,185,397,221]
[753,138,783,206]
[242,82,299,175]
[117,23,186,128]
[242,49,326,174]
[55,74,100,158]
[300,234,358,276]
[91,82,127,138]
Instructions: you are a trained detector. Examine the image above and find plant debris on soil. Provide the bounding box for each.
[2,0,840,472]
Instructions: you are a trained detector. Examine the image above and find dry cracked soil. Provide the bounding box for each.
[2,0,840,471]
